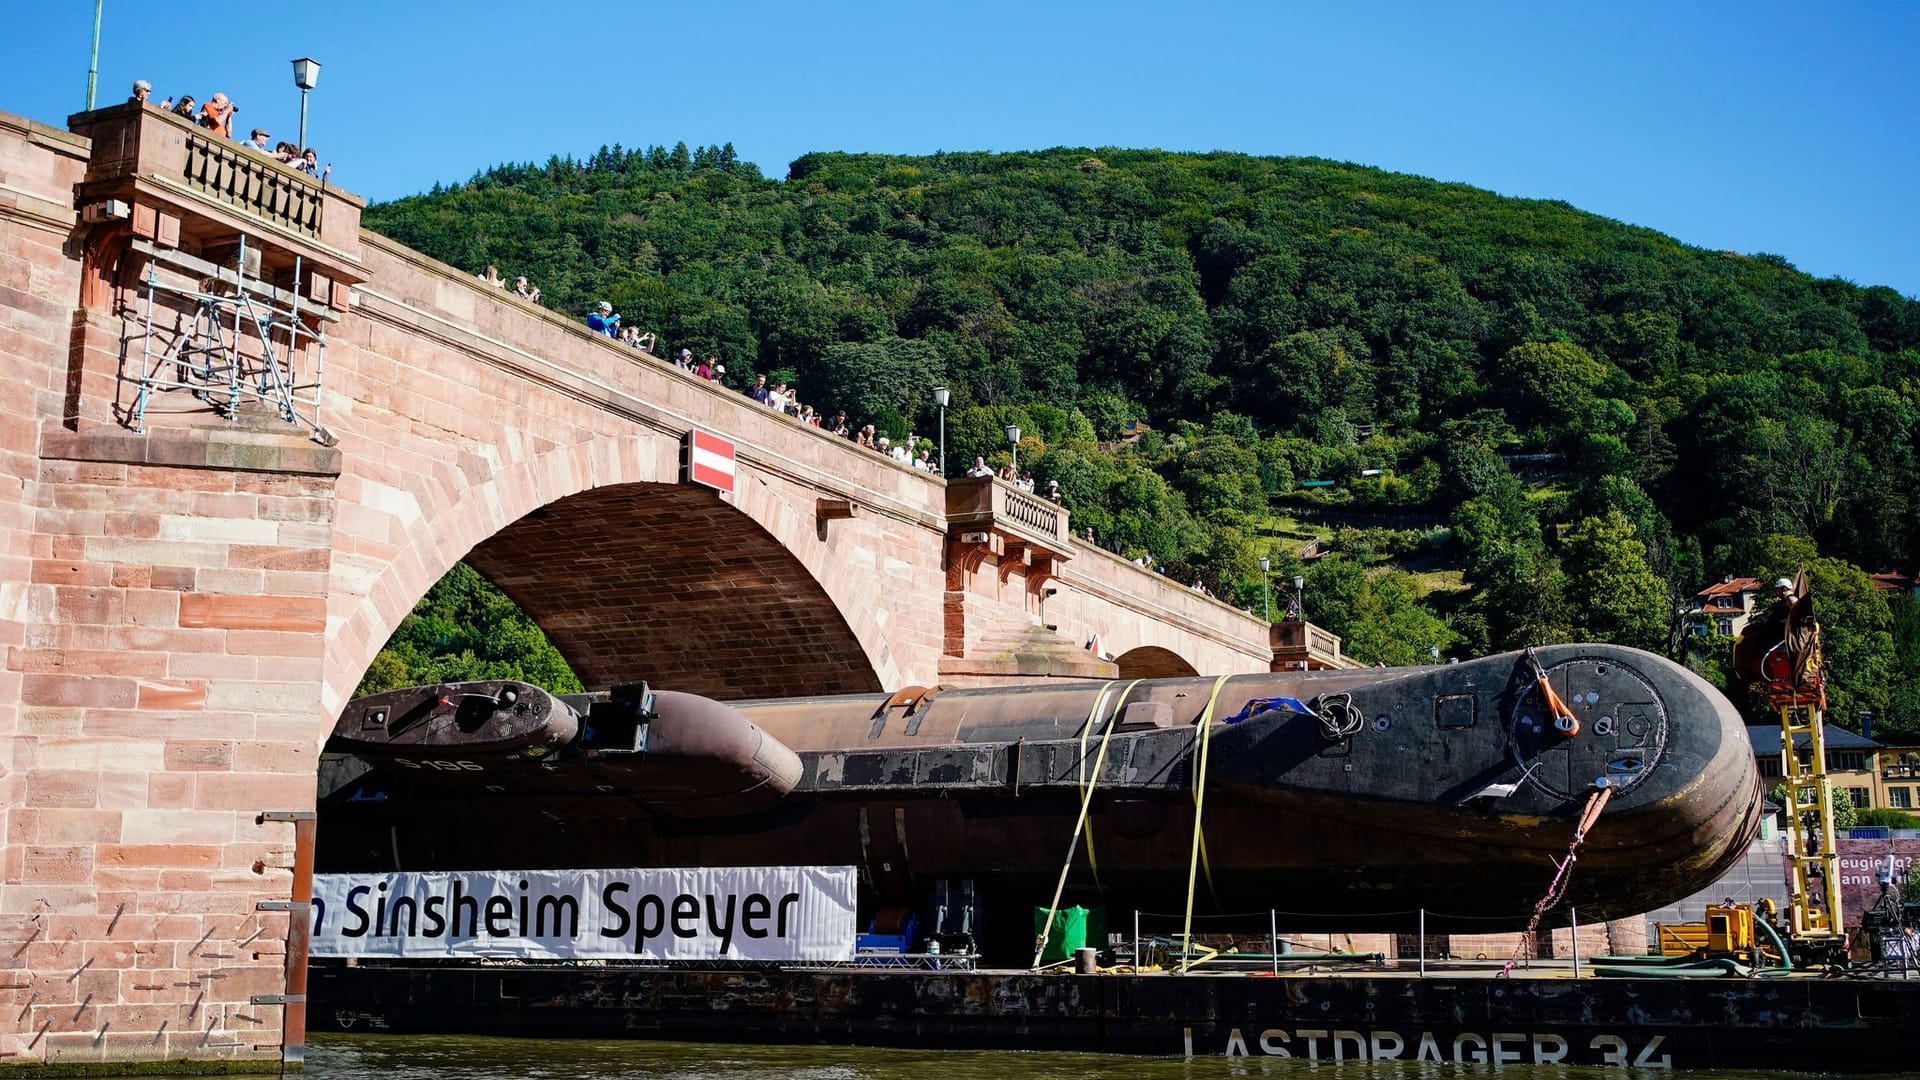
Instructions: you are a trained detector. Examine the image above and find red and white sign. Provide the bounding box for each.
[684,429,736,493]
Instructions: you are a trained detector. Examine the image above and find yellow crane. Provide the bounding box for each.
[1776,697,1845,949]
[1736,571,1845,961]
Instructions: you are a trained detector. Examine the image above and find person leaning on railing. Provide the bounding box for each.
[297,147,330,180]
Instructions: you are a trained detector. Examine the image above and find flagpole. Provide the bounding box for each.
[85,0,104,109]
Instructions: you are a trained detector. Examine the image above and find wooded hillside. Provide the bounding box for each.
[361,144,1920,739]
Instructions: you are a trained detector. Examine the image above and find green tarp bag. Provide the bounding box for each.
[1034,906,1106,963]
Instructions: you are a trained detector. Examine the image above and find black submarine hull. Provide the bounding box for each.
[317,645,1761,938]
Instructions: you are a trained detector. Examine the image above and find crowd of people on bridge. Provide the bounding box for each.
[478,266,543,304]
[571,300,942,466]
[741,376,939,470]
[966,457,1052,498]
[131,80,330,180]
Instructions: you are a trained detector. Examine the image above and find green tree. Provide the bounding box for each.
[1496,341,1609,429]
[1345,571,1462,666]
[811,337,945,424]
[1452,479,1569,651]
[356,563,582,698]
[1561,510,1670,650]
[1166,434,1264,517]
[1077,391,1138,441]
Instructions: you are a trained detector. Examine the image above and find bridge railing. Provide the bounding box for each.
[945,476,1071,554]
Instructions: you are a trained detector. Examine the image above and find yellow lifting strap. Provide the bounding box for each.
[1031,680,1138,970]
[1079,679,1141,890]
[1178,674,1234,974]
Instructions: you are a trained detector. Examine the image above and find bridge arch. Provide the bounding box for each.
[1111,645,1201,680]
[322,435,902,718]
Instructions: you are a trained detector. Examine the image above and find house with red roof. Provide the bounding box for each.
[1868,570,1920,598]
[1683,575,1768,638]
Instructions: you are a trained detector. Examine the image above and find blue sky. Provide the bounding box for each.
[3,1,1915,297]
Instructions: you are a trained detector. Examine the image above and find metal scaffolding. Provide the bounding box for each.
[128,235,334,444]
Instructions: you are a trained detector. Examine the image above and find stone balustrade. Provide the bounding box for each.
[944,476,1071,555]
[181,128,324,237]
[1270,618,1357,670]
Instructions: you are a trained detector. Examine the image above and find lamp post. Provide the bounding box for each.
[1293,575,1306,623]
[1259,557,1272,622]
[1006,424,1021,475]
[292,57,321,153]
[933,386,950,477]
[1430,645,1441,665]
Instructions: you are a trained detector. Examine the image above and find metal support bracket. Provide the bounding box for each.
[258,811,316,823]
[249,994,306,1005]
[256,900,309,912]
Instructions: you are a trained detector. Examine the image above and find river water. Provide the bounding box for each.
[92,1035,1920,1079]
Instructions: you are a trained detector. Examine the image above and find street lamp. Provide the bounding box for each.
[1430,645,1441,665]
[1006,424,1021,474]
[933,386,950,476]
[292,57,321,153]
[1293,575,1306,623]
[1258,557,1272,622]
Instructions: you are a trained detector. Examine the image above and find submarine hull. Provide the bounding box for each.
[317,645,1761,934]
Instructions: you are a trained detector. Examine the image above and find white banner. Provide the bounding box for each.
[311,866,857,961]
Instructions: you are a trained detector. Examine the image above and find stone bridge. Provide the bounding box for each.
[0,105,1355,1071]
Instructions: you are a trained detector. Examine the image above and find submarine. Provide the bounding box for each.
[316,644,1763,953]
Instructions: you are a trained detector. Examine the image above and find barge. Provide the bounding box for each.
[306,643,1912,1070]
[309,962,1920,1071]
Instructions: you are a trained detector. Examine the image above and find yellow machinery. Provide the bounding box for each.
[1708,903,1759,955]
[1724,572,1845,964]
[1654,901,1783,964]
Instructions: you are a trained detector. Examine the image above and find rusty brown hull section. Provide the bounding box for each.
[318,645,1760,934]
